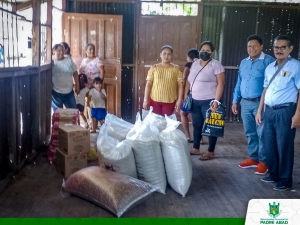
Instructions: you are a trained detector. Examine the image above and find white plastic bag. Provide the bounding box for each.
[126,113,167,194]
[105,113,134,141]
[142,107,177,132]
[159,116,192,197]
[97,124,137,178]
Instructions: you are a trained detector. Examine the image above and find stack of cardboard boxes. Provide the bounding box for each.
[48,109,79,163]
[56,124,90,179]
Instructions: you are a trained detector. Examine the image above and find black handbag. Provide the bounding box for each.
[181,59,212,112]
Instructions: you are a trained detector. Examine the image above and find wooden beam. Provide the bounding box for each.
[15,1,32,11]
[32,0,40,66]
[46,0,52,64]
[203,2,300,9]
[31,0,41,150]
[68,0,138,3]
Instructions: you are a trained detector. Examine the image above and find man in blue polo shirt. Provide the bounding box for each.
[256,35,300,191]
[232,34,275,175]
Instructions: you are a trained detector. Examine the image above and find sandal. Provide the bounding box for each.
[199,151,214,160]
[190,148,201,155]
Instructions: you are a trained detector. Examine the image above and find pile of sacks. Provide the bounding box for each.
[97,108,192,197]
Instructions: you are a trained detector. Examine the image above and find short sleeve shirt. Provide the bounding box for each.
[188,59,225,100]
[80,57,104,88]
[89,88,106,108]
[52,57,77,94]
[264,58,300,106]
[75,87,90,106]
[146,65,184,103]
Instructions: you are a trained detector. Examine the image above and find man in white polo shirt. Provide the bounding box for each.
[256,35,300,191]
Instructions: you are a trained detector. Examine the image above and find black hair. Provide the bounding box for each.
[199,41,215,52]
[85,43,95,51]
[247,34,263,45]
[61,42,71,55]
[52,43,64,52]
[161,45,173,53]
[78,74,88,90]
[187,48,199,60]
[274,35,293,46]
[93,77,103,84]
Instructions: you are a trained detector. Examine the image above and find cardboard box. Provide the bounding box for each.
[58,125,90,155]
[53,108,79,122]
[56,148,87,179]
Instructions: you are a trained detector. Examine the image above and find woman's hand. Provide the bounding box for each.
[210,101,219,112]
[175,99,181,113]
[143,100,149,110]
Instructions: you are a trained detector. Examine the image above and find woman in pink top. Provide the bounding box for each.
[186,41,225,160]
[79,43,105,88]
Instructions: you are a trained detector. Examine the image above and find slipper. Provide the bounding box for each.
[199,151,214,160]
[190,148,201,155]
[187,139,194,143]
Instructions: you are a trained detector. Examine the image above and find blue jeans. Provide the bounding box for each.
[192,98,217,152]
[51,90,76,111]
[240,98,265,163]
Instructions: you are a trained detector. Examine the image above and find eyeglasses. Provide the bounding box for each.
[273,46,289,51]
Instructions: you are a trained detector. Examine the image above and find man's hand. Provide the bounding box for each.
[255,111,262,126]
[232,103,238,115]
[291,112,300,128]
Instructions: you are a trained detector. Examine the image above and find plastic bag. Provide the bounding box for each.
[88,133,98,161]
[63,166,157,217]
[143,106,177,132]
[202,101,226,137]
[97,124,137,178]
[159,116,192,197]
[126,113,167,194]
[105,113,133,141]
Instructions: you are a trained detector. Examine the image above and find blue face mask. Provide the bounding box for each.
[199,52,211,61]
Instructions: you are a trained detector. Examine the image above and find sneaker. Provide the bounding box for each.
[239,158,259,168]
[273,184,290,191]
[261,176,275,183]
[255,162,268,175]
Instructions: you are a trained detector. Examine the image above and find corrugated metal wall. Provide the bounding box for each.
[66,1,135,120]
[202,3,300,121]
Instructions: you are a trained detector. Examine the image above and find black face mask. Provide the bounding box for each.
[199,52,211,61]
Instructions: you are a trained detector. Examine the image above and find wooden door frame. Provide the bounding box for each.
[133,2,203,115]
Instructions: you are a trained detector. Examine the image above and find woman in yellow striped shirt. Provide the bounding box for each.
[143,45,184,116]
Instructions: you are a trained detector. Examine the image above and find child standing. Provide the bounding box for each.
[88,77,107,133]
[75,74,90,128]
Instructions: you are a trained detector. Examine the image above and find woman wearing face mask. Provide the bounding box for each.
[143,45,184,116]
[186,41,225,160]
[79,43,105,88]
[52,44,79,111]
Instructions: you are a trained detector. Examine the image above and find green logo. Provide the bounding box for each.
[267,202,281,218]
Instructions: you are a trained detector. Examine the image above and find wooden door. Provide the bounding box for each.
[137,16,199,112]
[62,13,122,117]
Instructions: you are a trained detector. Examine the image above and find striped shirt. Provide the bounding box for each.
[146,65,183,103]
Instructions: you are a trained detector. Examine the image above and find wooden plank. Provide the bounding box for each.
[15,1,32,12]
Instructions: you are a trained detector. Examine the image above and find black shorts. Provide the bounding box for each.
[76,104,84,112]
